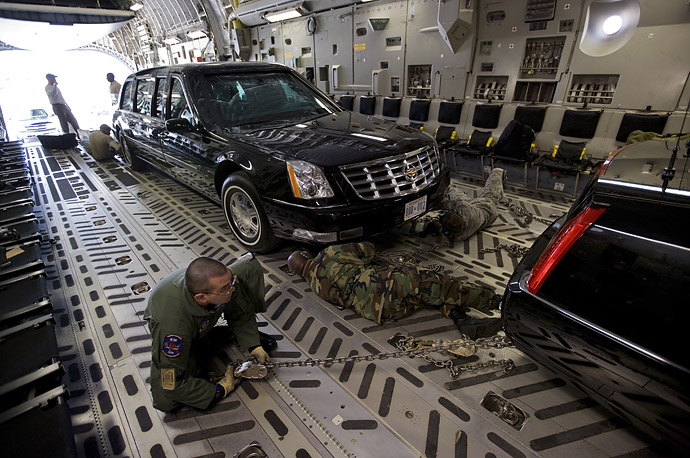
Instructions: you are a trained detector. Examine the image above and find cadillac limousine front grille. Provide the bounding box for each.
[340,146,440,200]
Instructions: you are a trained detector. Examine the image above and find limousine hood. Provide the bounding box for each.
[231,111,435,168]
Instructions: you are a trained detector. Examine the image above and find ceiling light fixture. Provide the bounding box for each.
[187,30,207,39]
[579,0,640,57]
[163,37,180,45]
[602,14,623,35]
[130,2,144,11]
[264,4,308,23]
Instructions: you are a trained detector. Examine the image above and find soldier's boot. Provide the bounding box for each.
[449,307,503,339]
[259,331,278,352]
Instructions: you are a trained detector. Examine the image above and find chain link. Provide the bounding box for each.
[502,201,555,227]
[372,244,447,273]
[479,243,531,258]
[263,335,514,379]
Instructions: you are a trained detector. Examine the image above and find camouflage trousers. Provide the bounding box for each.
[349,264,496,324]
[442,167,504,241]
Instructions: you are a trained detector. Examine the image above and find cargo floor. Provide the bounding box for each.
[24,140,663,458]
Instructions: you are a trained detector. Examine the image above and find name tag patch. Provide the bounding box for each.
[161,368,175,390]
[162,334,183,357]
[199,318,209,333]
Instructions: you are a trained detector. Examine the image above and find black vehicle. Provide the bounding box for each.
[502,138,690,453]
[113,62,449,252]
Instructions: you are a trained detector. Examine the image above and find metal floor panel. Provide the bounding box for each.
[22,142,663,458]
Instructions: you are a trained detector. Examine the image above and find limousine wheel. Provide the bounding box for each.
[221,174,277,253]
[119,134,146,171]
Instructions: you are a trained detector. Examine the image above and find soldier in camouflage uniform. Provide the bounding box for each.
[288,242,502,337]
[440,167,506,241]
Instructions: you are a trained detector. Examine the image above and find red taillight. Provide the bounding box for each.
[527,206,606,294]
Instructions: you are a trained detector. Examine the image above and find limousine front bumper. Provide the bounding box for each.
[263,168,450,243]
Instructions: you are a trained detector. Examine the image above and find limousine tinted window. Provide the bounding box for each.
[154,76,168,119]
[121,80,133,111]
[189,72,335,131]
[135,77,154,114]
[170,77,193,122]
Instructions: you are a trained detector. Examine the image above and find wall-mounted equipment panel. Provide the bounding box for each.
[353,0,407,92]
[408,64,432,97]
[520,36,565,79]
[474,75,508,101]
[405,0,470,99]
[566,74,619,105]
[514,81,557,103]
[314,9,354,93]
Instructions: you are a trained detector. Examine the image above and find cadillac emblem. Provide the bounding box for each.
[405,166,417,182]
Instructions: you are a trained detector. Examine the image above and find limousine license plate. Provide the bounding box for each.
[404,195,427,221]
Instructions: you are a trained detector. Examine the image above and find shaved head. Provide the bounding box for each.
[287,251,311,277]
[185,257,227,294]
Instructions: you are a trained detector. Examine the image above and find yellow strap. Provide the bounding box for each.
[552,144,559,157]
[486,137,493,147]
[450,131,456,140]
[467,134,472,145]
[579,147,587,160]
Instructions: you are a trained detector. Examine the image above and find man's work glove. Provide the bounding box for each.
[215,364,240,398]
[249,346,270,364]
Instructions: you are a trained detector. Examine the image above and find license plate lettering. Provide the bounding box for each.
[404,196,427,221]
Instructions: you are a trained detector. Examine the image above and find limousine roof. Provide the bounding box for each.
[127,61,291,79]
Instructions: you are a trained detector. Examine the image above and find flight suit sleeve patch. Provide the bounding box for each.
[161,368,175,390]
[162,334,183,357]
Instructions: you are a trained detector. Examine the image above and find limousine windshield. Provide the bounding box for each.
[190,71,338,132]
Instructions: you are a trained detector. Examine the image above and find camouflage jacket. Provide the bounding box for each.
[303,242,495,324]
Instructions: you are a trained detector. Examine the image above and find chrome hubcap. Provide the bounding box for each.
[230,191,259,239]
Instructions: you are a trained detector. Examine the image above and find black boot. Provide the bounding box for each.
[449,307,503,339]
[259,331,277,352]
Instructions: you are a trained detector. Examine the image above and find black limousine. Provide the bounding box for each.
[113,62,449,252]
[502,137,690,454]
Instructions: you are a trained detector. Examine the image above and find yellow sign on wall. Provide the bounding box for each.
[354,43,366,51]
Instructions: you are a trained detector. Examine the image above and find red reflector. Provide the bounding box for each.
[527,206,606,294]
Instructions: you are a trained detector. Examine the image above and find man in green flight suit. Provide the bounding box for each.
[287,242,502,338]
[144,253,276,412]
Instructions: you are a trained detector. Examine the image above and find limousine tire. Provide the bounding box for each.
[221,173,277,253]
[119,134,146,171]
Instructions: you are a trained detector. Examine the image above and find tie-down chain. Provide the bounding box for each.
[234,333,514,380]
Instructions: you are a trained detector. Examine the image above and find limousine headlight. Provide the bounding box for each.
[286,160,334,199]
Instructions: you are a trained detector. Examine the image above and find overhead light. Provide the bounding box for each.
[163,37,179,45]
[264,4,308,23]
[130,2,144,11]
[187,30,207,39]
[602,14,623,35]
[579,0,640,57]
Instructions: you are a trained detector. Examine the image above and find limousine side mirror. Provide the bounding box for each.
[166,117,193,132]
